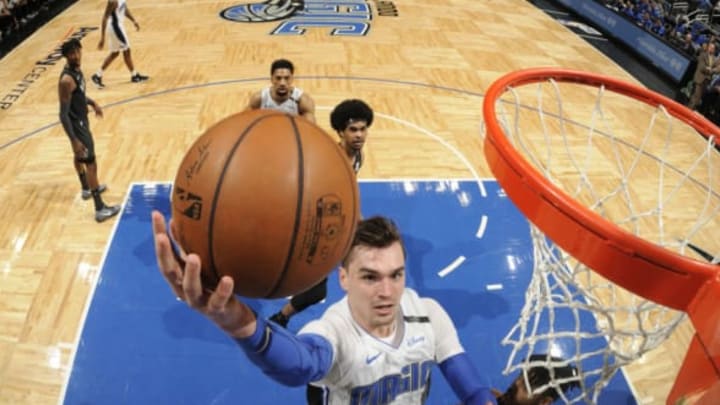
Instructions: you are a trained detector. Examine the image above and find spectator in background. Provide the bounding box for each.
[690,41,720,109]
[677,32,699,56]
[699,73,720,123]
[0,0,48,54]
[0,0,17,40]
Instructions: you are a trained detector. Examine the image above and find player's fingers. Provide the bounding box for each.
[207,276,234,315]
[151,210,167,236]
[182,254,204,307]
[167,219,188,262]
[154,233,185,298]
[152,212,185,294]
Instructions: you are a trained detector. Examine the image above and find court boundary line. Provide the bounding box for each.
[56,181,134,405]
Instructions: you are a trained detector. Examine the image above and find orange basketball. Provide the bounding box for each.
[170,109,360,298]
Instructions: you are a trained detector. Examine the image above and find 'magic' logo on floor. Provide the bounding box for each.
[220,0,398,36]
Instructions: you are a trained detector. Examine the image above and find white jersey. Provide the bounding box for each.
[260,86,303,115]
[105,0,130,51]
[299,288,464,405]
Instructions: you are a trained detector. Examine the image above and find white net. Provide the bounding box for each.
[488,76,720,404]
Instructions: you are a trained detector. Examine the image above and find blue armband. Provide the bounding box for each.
[235,317,334,386]
[440,353,496,405]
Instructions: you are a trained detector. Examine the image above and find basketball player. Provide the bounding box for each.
[152,213,497,405]
[246,59,316,123]
[91,0,149,88]
[268,99,373,328]
[58,39,121,223]
[494,354,580,405]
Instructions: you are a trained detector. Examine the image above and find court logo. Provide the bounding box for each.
[220,0,398,36]
[220,0,304,23]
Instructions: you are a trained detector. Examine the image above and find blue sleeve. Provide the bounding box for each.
[439,353,497,405]
[235,317,334,386]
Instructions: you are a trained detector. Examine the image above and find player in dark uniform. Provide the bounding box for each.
[269,99,373,330]
[330,99,372,173]
[59,39,121,223]
[494,354,580,405]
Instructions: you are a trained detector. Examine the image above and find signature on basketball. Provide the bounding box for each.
[184,141,211,183]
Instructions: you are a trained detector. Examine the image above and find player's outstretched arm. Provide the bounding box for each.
[440,354,497,405]
[425,297,497,405]
[151,210,333,386]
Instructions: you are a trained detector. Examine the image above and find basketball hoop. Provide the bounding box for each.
[482,68,720,404]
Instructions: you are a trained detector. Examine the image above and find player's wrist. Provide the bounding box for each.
[232,315,272,353]
[225,305,258,339]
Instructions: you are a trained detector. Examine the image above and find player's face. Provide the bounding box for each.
[339,120,368,152]
[340,241,405,336]
[270,68,293,98]
[65,48,82,69]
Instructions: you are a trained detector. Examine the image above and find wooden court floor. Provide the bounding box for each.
[0,0,716,403]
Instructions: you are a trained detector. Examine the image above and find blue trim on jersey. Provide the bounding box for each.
[439,353,497,405]
[235,317,333,386]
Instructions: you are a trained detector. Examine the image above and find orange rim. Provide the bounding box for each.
[483,68,719,311]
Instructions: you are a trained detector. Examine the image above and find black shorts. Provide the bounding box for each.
[70,119,95,158]
[290,277,328,312]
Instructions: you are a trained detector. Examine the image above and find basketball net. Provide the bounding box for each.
[483,69,719,404]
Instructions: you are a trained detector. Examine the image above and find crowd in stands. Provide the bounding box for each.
[604,0,720,124]
[1,1,45,42]
[603,0,720,56]
[0,0,72,58]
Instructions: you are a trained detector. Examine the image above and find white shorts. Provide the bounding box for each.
[106,21,130,52]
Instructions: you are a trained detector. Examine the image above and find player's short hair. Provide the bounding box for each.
[342,216,404,267]
[330,99,374,132]
[270,59,294,75]
[61,38,82,57]
[523,354,580,401]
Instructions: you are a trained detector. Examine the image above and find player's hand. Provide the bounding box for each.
[97,38,104,50]
[133,21,140,31]
[70,138,88,158]
[91,103,103,118]
[152,210,257,338]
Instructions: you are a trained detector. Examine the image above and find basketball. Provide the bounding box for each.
[170,109,360,298]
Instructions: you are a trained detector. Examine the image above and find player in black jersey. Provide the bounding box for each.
[330,99,373,173]
[494,354,580,405]
[59,39,121,223]
[269,99,373,330]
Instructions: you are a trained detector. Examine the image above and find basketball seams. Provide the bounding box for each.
[265,115,305,298]
[207,112,276,288]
